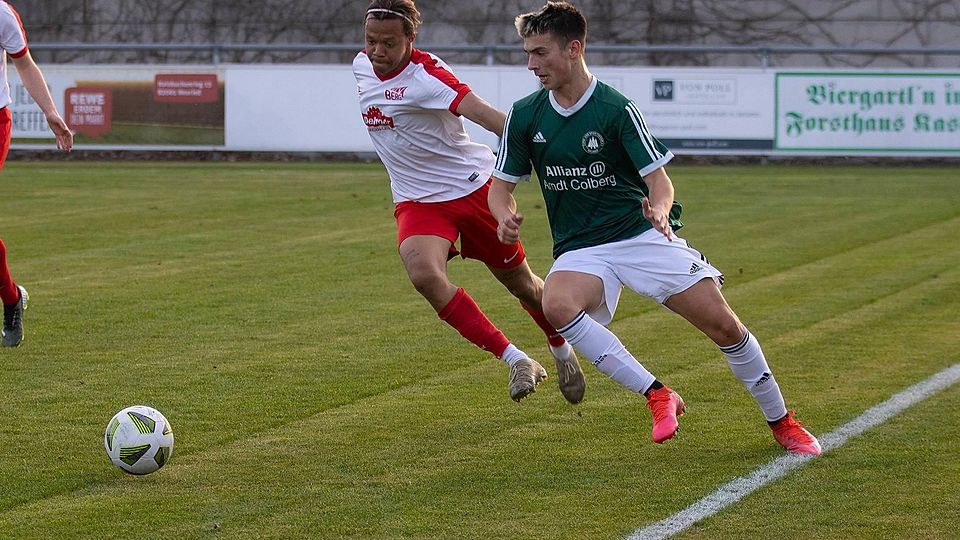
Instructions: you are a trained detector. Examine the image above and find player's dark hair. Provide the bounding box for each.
[515,1,587,48]
[365,0,422,36]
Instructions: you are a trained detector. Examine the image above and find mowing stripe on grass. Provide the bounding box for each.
[627,362,960,540]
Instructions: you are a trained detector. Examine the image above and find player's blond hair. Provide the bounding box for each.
[365,0,422,36]
[515,1,587,48]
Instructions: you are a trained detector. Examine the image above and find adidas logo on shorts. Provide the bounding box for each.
[689,262,703,275]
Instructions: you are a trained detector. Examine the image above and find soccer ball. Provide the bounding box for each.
[104,405,174,475]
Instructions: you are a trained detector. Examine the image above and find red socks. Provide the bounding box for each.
[521,302,566,347]
[438,288,510,358]
[0,239,18,305]
[436,289,567,358]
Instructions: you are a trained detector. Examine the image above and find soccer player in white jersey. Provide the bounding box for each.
[354,0,586,403]
[488,1,821,455]
[0,1,73,348]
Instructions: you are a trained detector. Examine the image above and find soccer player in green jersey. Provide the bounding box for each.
[488,1,821,455]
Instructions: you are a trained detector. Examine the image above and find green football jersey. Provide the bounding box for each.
[495,78,682,259]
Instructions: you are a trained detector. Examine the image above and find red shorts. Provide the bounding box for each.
[0,107,11,170]
[394,179,527,269]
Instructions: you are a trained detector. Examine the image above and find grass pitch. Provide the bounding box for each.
[0,161,957,539]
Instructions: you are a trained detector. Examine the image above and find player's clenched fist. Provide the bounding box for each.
[498,213,524,244]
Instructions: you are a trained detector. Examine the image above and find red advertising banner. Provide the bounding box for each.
[65,87,112,137]
[154,74,219,103]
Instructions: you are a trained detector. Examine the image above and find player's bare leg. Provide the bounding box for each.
[663,277,743,346]
[489,261,585,403]
[399,235,458,312]
[399,235,544,400]
[665,278,821,455]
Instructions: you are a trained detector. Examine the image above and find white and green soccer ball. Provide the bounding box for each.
[104,405,174,475]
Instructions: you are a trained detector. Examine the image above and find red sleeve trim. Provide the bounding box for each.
[410,49,471,114]
[448,89,471,116]
[9,46,27,58]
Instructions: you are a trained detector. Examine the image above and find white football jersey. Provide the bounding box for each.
[0,1,27,109]
[353,48,496,203]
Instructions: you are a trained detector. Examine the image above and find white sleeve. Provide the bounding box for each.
[0,2,26,57]
[410,55,471,113]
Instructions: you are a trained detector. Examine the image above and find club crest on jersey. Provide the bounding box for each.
[362,106,395,131]
[582,131,605,154]
[385,86,407,100]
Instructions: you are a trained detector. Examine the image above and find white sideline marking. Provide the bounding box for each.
[627,363,960,540]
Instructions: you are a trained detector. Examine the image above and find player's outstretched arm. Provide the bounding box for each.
[641,166,675,241]
[456,92,506,137]
[12,51,73,152]
[489,177,523,245]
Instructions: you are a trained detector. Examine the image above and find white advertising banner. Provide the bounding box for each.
[9,65,225,149]
[225,65,359,152]
[775,72,960,153]
[223,64,543,153]
[227,64,773,155]
[11,63,776,155]
[617,69,775,152]
[7,72,73,139]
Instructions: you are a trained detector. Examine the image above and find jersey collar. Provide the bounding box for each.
[548,76,597,117]
[371,50,415,82]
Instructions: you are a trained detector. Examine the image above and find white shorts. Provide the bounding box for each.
[548,228,724,325]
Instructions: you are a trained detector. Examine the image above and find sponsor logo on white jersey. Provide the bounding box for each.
[385,86,408,100]
[362,106,395,130]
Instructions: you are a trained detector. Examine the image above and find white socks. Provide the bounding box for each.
[721,329,787,422]
[548,341,574,361]
[554,312,787,421]
[557,311,655,393]
[501,343,528,367]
